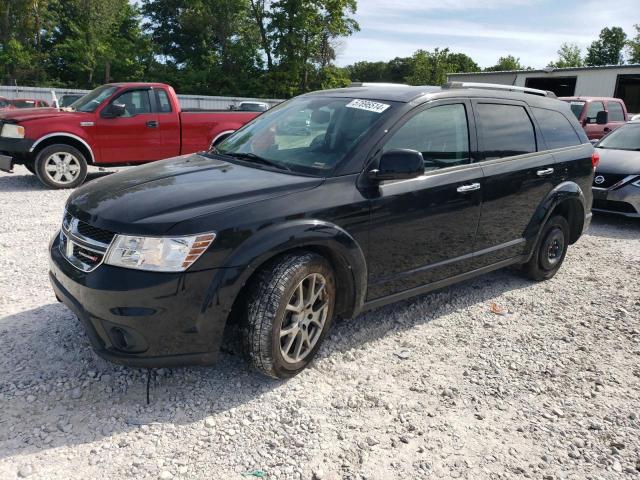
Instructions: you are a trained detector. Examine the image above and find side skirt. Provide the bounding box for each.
[358,255,527,314]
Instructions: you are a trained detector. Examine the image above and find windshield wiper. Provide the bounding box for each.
[223,152,292,172]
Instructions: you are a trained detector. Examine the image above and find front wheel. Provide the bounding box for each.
[242,252,336,379]
[34,144,88,189]
[522,215,570,281]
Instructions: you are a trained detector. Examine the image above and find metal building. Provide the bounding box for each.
[447,64,640,114]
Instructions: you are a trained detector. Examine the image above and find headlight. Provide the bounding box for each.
[1,123,25,139]
[104,233,215,272]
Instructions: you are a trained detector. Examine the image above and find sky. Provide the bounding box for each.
[335,0,639,68]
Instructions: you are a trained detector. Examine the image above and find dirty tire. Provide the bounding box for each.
[35,144,87,189]
[522,215,570,281]
[242,252,336,379]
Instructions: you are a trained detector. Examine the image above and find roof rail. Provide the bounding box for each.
[348,82,408,88]
[442,81,557,98]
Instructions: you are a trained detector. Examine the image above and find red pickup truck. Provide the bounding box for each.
[0,83,261,188]
[559,96,629,141]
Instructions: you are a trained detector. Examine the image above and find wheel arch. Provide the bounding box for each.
[525,181,587,251]
[209,129,237,148]
[30,133,95,165]
[211,220,368,325]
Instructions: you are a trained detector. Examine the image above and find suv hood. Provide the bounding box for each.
[0,107,88,123]
[67,153,323,234]
[596,148,640,175]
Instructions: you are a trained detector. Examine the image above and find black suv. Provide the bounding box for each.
[49,83,596,378]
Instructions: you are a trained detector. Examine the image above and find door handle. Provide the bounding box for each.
[456,183,481,193]
[536,168,554,177]
[146,120,158,128]
[603,127,611,133]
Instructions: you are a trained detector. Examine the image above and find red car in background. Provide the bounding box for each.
[560,96,629,140]
[0,82,262,188]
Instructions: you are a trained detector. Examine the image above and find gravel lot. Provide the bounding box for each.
[1,165,639,480]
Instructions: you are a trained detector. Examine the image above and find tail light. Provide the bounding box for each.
[591,150,600,169]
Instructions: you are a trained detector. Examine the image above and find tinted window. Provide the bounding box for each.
[114,90,151,117]
[585,101,604,123]
[564,100,585,119]
[476,103,536,160]
[607,101,625,122]
[155,90,172,113]
[531,107,581,149]
[384,104,470,170]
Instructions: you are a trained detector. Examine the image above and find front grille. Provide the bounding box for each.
[593,199,638,214]
[63,211,115,247]
[593,173,630,189]
[60,211,114,272]
[76,222,116,245]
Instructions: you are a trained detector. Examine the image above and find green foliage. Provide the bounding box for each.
[548,43,583,68]
[628,24,640,64]
[485,55,527,72]
[585,27,627,66]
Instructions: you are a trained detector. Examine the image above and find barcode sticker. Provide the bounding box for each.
[345,99,390,114]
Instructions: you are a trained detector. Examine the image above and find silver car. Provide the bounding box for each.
[592,120,640,217]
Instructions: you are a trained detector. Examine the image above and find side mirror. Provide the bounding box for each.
[370,149,424,181]
[104,102,126,118]
[596,110,608,125]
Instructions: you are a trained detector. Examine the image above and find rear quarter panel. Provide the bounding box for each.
[179,111,260,154]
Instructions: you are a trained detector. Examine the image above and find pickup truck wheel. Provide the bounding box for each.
[243,252,336,379]
[522,215,569,281]
[35,144,87,189]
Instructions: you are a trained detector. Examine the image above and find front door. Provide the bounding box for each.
[471,100,558,266]
[582,100,606,140]
[95,88,161,164]
[366,101,483,300]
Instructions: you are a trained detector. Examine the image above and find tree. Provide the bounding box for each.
[628,24,640,64]
[406,48,455,85]
[585,26,626,66]
[485,55,526,72]
[548,43,583,68]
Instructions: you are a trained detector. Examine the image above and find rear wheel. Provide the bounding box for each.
[34,144,87,189]
[522,215,570,281]
[242,252,336,379]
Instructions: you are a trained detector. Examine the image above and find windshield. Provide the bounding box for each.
[598,123,640,151]
[215,96,397,176]
[563,100,585,119]
[69,85,118,112]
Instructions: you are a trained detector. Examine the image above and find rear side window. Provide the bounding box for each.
[585,101,604,123]
[155,90,172,113]
[607,101,625,122]
[531,107,581,149]
[475,103,536,160]
[384,103,470,170]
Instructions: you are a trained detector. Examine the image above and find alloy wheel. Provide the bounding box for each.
[44,152,81,185]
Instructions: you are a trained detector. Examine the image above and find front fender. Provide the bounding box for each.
[524,181,587,253]
[203,219,368,321]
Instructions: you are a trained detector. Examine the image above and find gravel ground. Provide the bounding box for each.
[1,165,639,480]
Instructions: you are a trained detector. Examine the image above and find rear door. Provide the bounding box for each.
[151,88,181,159]
[366,100,483,300]
[606,101,627,134]
[472,100,558,266]
[94,88,161,163]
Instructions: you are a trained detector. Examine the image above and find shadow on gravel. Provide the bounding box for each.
[0,267,532,460]
[0,171,113,192]
[588,213,640,240]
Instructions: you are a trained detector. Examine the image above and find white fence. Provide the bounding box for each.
[0,85,283,110]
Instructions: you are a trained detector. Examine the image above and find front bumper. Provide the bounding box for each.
[0,137,34,172]
[49,233,232,368]
[592,182,640,218]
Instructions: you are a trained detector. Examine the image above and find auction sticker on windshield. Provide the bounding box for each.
[346,99,390,114]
